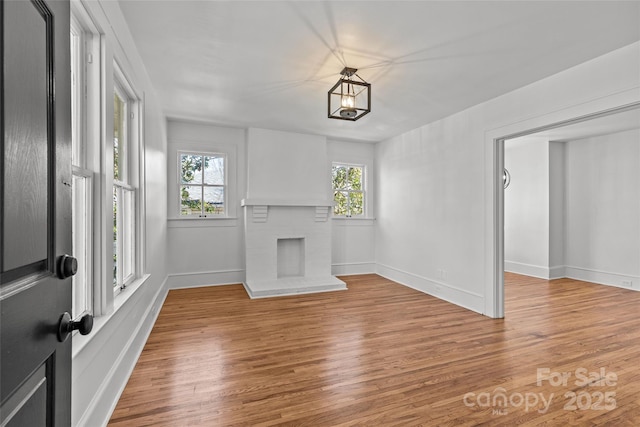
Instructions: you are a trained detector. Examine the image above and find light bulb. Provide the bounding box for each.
[341,94,355,109]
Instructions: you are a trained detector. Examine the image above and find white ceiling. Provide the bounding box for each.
[119,1,640,143]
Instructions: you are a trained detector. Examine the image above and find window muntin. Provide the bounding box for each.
[179,152,226,217]
[332,164,365,217]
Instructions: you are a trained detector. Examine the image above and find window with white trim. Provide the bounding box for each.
[178,152,226,217]
[70,14,93,319]
[332,163,365,217]
[112,67,139,293]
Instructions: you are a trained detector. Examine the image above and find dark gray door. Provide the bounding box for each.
[1,0,73,425]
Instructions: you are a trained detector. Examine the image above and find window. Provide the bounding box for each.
[70,3,146,319]
[332,163,365,217]
[178,152,226,217]
[70,16,92,318]
[112,68,139,293]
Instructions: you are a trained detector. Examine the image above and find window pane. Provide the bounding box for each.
[71,28,81,167]
[334,191,348,216]
[349,191,364,216]
[348,167,362,191]
[113,92,126,181]
[203,186,224,215]
[180,185,202,215]
[332,166,347,190]
[122,188,135,282]
[113,186,118,286]
[203,156,224,185]
[72,174,91,317]
[180,154,203,184]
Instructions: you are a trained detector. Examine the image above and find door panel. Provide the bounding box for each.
[3,0,49,273]
[1,0,73,425]
[2,363,48,427]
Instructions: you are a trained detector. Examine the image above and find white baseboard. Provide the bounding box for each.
[331,262,376,276]
[505,261,639,290]
[166,269,245,289]
[548,265,566,280]
[375,263,485,315]
[564,266,639,290]
[76,277,168,427]
[504,260,556,279]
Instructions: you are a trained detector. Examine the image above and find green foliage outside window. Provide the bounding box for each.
[113,93,125,181]
[332,164,364,217]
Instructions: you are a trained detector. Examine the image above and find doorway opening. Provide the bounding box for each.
[493,102,640,318]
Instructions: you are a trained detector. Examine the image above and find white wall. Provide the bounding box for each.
[565,128,640,287]
[246,128,328,201]
[504,137,550,276]
[503,137,566,279]
[376,41,640,315]
[71,1,167,425]
[328,140,376,275]
[166,120,246,288]
[549,140,566,276]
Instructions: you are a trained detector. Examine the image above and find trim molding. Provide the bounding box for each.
[505,261,639,290]
[564,266,638,290]
[504,260,558,279]
[331,262,376,276]
[166,269,245,289]
[375,263,484,314]
[75,277,168,427]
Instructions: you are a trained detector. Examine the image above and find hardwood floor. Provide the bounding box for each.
[109,273,640,426]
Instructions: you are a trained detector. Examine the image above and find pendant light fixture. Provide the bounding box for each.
[328,67,371,121]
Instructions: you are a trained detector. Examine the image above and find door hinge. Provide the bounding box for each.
[87,53,93,64]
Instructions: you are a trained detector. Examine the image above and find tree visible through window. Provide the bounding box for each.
[332,164,364,217]
[179,152,225,216]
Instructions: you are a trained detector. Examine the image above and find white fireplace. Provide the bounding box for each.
[242,200,346,298]
[241,128,347,298]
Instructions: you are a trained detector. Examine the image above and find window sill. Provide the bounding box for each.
[332,216,375,220]
[332,217,376,226]
[168,217,239,228]
[71,273,150,358]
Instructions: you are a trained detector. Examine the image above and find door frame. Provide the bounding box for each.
[487,95,640,318]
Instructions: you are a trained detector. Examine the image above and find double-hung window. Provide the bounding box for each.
[70,16,92,318]
[70,2,145,318]
[179,152,226,217]
[332,163,365,217]
[112,69,138,292]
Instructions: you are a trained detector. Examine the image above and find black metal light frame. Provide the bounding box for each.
[328,67,371,121]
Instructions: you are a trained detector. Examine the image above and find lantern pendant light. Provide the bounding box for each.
[328,67,371,121]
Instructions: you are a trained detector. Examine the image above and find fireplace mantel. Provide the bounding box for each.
[241,198,334,207]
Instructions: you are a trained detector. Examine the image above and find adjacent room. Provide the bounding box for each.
[1,1,639,426]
